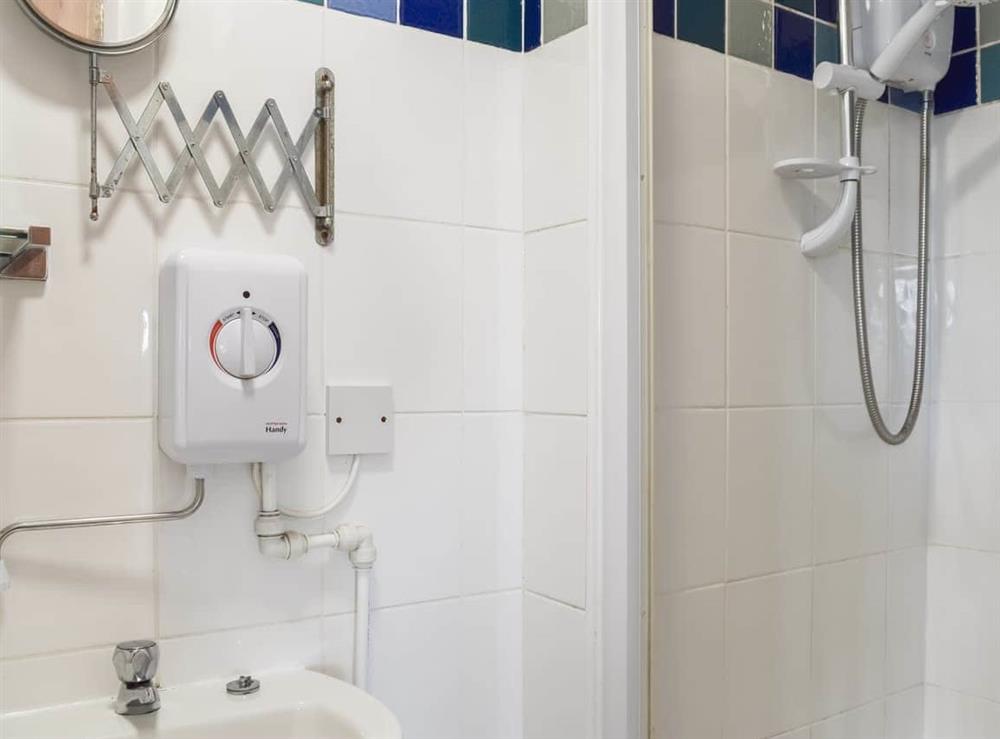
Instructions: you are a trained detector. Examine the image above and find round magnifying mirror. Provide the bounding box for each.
[15,0,178,56]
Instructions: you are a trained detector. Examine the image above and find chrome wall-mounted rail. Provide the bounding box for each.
[89,61,336,246]
[0,225,50,281]
[0,478,206,591]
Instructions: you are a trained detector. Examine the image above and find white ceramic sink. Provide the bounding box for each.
[0,670,401,739]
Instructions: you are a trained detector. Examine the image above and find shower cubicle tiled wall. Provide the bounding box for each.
[297,0,586,51]
[651,24,930,739]
[653,0,1000,115]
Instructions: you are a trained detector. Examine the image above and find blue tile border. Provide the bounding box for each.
[652,0,1000,116]
[297,0,587,53]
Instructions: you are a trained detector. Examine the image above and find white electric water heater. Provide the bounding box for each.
[851,0,956,91]
[158,250,307,465]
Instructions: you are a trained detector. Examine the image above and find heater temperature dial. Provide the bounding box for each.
[210,307,282,380]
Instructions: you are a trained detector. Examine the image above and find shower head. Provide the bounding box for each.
[870,0,998,83]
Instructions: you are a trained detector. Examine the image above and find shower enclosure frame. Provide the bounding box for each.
[587,0,650,737]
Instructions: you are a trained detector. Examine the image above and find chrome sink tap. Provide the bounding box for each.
[112,640,161,715]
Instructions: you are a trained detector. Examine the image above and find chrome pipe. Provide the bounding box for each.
[0,478,205,560]
[89,52,100,221]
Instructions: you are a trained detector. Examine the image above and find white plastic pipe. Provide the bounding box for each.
[353,568,371,691]
[870,0,951,82]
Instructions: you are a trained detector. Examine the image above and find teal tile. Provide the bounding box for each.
[678,0,725,53]
[468,0,522,51]
[815,21,839,65]
[983,4,1000,45]
[777,0,813,14]
[728,0,772,67]
[544,0,587,43]
[297,0,324,5]
[982,44,1000,103]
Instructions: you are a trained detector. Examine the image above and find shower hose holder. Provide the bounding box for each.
[86,56,336,246]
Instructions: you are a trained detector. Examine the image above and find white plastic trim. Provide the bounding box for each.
[814,62,887,101]
[801,178,858,257]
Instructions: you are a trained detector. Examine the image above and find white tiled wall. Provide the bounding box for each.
[521,26,592,739]
[924,98,1000,739]
[0,3,596,738]
[651,35,930,739]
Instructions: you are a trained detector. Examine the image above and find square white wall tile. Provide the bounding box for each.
[523,414,587,608]
[0,182,156,419]
[0,420,156,659]
[154,197,327,415]
[324,12,464,224]
[463,45,524,231]
[650,587,725,739]
[728,233,814,407]
[457,592,523,739]
[886,686,924,739]
[652,409,726,593]
[523,593,588,739]
[366,594,520,739]
[652,37,726,229]
[887,255,922,407]
[886,547,927,693]
[156,459,324,637]
[928,402,1000,551]
[925,545,1000,703]
[0,647,121,713]
[727,58,815,241]
[523,223,589,415]
[523,30,588,231]
[154,0,323,206]
[932,104,1000,258]
[932,255,1000,404]
[158,618,325,687]
[925,685,1000,739]
[727,408,813,580]
[725,570,812,739]
[0,0,155,187]
[811,701,885,739]
[463,228,524,412]
[460,413,523,595]
[368,599,465,739]
[323,414,463,612]
[814,249,890,406]
[653,223,726,409]
[323,214,463,413]
[813,406,889,563]
[811,556,887,720]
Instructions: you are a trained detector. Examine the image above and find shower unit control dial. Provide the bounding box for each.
[210,308,281,380]
[159,250,307,465]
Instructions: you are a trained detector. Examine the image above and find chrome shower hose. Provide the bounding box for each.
[851,92,931,445]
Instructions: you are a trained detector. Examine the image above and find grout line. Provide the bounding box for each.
[523,588,585,612]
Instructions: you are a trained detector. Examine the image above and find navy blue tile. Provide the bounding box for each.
[400,0,463,37]
[653,0,675,37]
[327,0,396,22]
[677,0,724,53]
[815,0,837,24]
[777,0,813,14]
[953,6,977,52]
[525,0,541,50]
[889,87,925,113]
[815,21,839,66]
[936,51,978,113]
[775,7,814,80]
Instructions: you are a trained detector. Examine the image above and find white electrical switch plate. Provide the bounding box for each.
[326,386,394,455]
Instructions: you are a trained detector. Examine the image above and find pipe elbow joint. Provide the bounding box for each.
[336,523,377,569]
